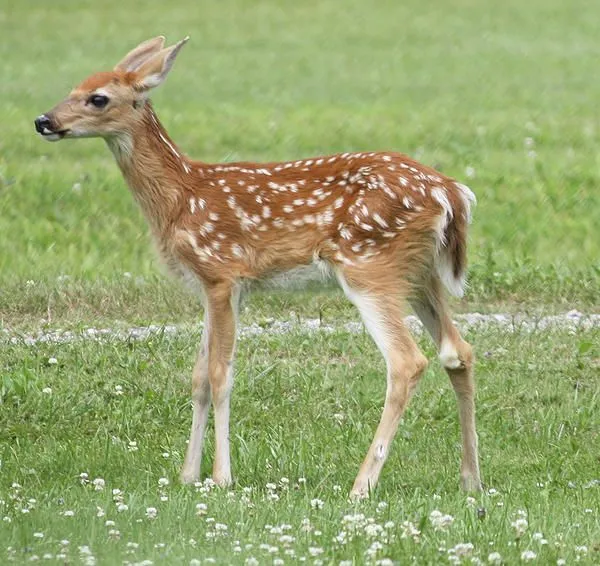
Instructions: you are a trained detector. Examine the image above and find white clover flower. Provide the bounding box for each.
[511,518,528,538]
[310,498,324,510]
[195,503,208,516]
[556,559,566,566]
[265,482,277,491]
[158,477,169,487]
[42,387,52,395]
[333,485,342,492]
[308,547,324,556]
[114,385,124,396]
[48,357,58,365]
[450,543,474,557]
[128,441,138,452]
[117,503,128,512]
[92,478,105,491]
[63,510,75,517]
[364,523,383,538]
[520,550,537,561]
[400,520,420,542]
[245,558,259,566]
[105,520,115,527]
[488,551,502,564]
[366,541,384,557]
[33,532,44,539]
[429,509,454,531]
[145,507,157,520]
[297,477,306,484]
[162,452,170,459]
[60,540,70,546]
[575,546,588,555]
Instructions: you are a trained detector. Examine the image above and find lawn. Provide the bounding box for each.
[1,326,599,564]
[0,0,599,564]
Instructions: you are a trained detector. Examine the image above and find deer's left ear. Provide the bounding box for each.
[133,37,189,91]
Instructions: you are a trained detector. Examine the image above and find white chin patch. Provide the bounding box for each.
[43,133,62,142]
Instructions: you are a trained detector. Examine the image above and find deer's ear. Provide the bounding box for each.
[114,36,166,72]
[133,37,189,91]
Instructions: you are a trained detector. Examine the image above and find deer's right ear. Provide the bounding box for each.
[114,36,166,72]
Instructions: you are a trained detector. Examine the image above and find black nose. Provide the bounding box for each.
[34,115,52,134]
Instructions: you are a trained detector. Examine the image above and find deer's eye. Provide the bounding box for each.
[88,94,109,108]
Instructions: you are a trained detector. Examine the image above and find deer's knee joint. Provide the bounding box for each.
[191,373,210,404]
[440,337,473,371]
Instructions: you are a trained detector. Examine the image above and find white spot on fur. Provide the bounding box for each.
[231,243,244,258]
[439,337,462,369]
[431,187,453,221]
[373,213,388,228]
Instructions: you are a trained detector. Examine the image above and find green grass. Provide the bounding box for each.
[1,326,599,564]
[1,1,599,563]
[0,0,599,327]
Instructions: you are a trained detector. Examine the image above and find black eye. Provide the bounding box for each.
[88,94,109,108]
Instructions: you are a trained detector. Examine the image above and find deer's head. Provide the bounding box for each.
[34,36,188,141]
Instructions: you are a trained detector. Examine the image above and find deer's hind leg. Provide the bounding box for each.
[337,270,429,498]
[410,276,482,491]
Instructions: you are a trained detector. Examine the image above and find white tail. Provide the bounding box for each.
[35,36,482,496]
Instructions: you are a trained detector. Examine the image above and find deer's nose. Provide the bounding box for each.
[34,114,53,134]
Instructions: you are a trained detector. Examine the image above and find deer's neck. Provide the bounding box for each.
[106,102,192,235]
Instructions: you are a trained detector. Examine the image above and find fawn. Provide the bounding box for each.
[35,36,481,497]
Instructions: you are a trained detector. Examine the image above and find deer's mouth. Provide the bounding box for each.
[40,129,70,141]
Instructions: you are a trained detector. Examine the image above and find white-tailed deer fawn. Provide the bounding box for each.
[35,36,481,497]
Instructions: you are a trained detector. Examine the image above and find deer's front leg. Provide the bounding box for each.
[180,282,239,486]
[180,321,211,484]
[206,282,239,487]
